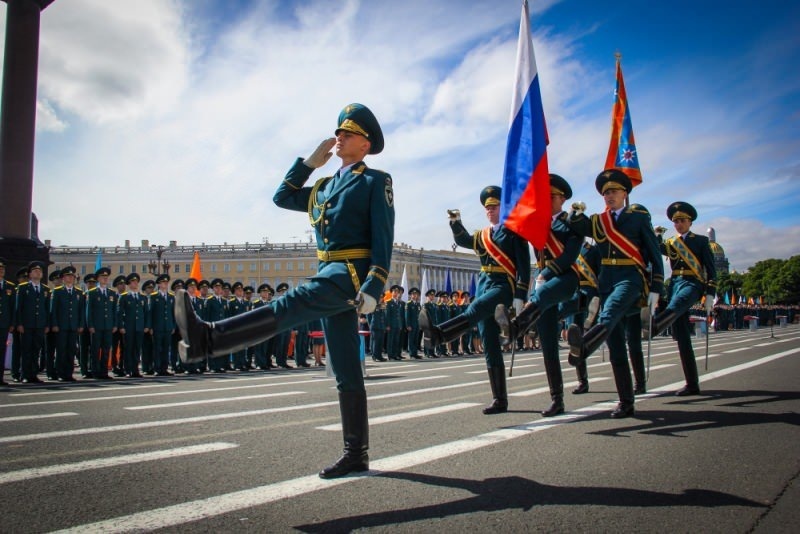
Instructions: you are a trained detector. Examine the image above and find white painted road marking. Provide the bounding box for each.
[316,402,481,431]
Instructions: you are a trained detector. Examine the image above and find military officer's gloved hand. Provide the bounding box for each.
[569,201,586,221]
[447,209,461,222]
[304,138,336,169]
[513,298,524,317]
[648,292,659,314]
[356,292,377,315]
[705,297,714,314]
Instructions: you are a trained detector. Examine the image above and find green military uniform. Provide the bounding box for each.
[44,269,62,379]
[79,273,97,377]
[385,286,404,360]
[252,284,275,369]
[0,258,15,385]
[228,281,250,371]
[369,303,387,361]
[139,279,156,374]
[86,267,117,380]
[15,261,50,383]
[204,278,229,372]
[49,266,85,381]
[422,290,438,357]
[116,273,149,377]
[405,288,422,359]
[110,275,128,376]
[149,274,175,376]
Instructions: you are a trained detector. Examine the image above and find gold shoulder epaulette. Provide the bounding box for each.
[55,284,65,290]
[88,286,98,292]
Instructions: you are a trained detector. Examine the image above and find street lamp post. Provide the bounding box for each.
[147,245,171,275]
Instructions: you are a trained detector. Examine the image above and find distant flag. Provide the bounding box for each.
[94,252,102,272]
[500,0,551,249]
[400,264,409,302]
[605,53,642,187]
[189,251,202,281]
[724,291,730,305]
[420,268,430,299]
[445,269,452,294]
[469,273,476,299]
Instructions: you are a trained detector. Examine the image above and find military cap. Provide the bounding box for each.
[549,173,573,199]
[61,265,77,276]
[425,289,436,297]
[96,266,111,277]
[0,257,7,268]
[480,185,501,207]
[210,278,224,287]
[390,284,402,292]
[28,260,45,272]
[185,278,198,288]
[409,287,420,295]
[222,282,231,290]
[462,291,470,298]
[16,266,29,279]
[450,291,460,298]
[49,269,62,282]
[155,273,170,284]
[113,275,127,287]
[83,272,97,284]
[257,283,270,293]
[276,282,289,292]
[336,103,384,154]
[667,201,697,222]
[142,279,155,291]
[170,278,184,291]
[436,291,448,298]
[199,279,210,289]
[231,281,244,291]
[126,272,141,284]
[266,284,275,295]
[244,286,254,293]
[595,169,632,194]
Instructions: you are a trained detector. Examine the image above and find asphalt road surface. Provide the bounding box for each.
[2,323,798,533]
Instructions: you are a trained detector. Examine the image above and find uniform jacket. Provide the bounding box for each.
[117,291,149,332]
[149,291,175,333]
[273,158,395,302]
[15,281,49,329]
[660,231,717,297]
[0,279,15,331]
[405,300,421,330]
[369,307,386,331]
[86,286,117,331]
[386,299,404,329]
[536,211,583,280]
[50,285,85,331]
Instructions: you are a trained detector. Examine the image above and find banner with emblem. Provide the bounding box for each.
[605,53,642,187]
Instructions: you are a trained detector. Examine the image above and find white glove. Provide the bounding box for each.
[304,138,336,168]
[705,297,714,314]
[570,201,586,217]
[447,209,461,221]
[356,292,377,315]
[648,292,659,314]
[534,277,546,292]
[513,298,524,316]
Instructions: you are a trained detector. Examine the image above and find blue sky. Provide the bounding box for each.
[1,0,798,273]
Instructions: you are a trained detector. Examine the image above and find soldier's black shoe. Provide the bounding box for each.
[610,403,635,418]
[572,382,589,394]
[675,385,700,396]
[634,383,647,395]
[541,398,564,417]
[419,310,470,352]
[319,391,369,479]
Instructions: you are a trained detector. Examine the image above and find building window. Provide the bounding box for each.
[211,264,217,273]
[250,263,256,272]
[119,265,124,274]
[263,263,270,271]
[81,265,86,275]
[237,263,244,272]
[224,264,230,273]
[286,262,293,271]
[131,265,137,273]
[275,262,281,271]
[297,262,304,271]
[185,264,191,272]
[174,264,180,273]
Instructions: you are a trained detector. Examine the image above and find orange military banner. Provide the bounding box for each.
[189,251,202,281]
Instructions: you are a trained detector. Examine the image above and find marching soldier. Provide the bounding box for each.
[649,201,717,396]
[495,174,583,417]
[49,265,84,381]
[565,169,664,418]
[110,274,128,376]
[79,272,97,377]
[86,267,117,380]
[116,273,149,377]
[204,278,229,373]
[0,258,14,385]
[15,261,50,383]
[385,284,404,360]
[419,186,530,415]
[149,274,175,376]
[174,103,393,478]
[140,279,156,375]
[405,287,422,359]
[44,269,62,379]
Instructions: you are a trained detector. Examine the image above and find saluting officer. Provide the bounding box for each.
[0,258,14,385]
[565,169,664,418]
[116,272,149,377]
[419,186,531,415]
[49,265,84,381]
[86,267,117,380]
[495,174,583,417]
[649,201,717,396]
[150,274,175,376]
[405,287,422,359]
[15,261,50,383]
[175,103,393,478]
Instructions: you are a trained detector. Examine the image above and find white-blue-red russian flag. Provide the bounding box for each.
[500,0,551,250]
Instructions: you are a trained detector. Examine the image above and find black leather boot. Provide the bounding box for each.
[319,391,369,479]
[675,351,701,396]
[174,289,278,363]
[643,309,677,338]
[567,323,607,366]
[610,360,635,418]
[541,358,564,417]
[419,309,471,352]
[572,359,589,394]
[495,302,540,344]
[482,366,508,414]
